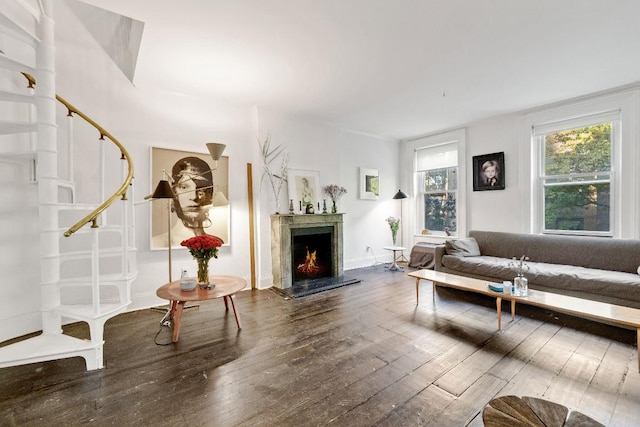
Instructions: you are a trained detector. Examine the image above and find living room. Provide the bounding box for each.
[1,1,640,425]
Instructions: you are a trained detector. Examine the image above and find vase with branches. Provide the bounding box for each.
[258,132,289,213]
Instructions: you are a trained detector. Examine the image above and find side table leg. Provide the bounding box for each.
[228,295,242,330]
[637,328,639,373]
[223,295,230,311]
[172,301,185,343]
[496,297,502,330]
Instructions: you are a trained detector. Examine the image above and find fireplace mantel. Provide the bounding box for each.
[270,214,344,289]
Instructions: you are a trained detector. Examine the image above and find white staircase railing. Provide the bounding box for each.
[0,0,137,370]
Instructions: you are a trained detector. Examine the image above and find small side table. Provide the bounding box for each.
[383,246,406,271]
[156,275,246,343]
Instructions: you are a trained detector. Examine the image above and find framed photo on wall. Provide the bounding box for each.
[473,152,505,191]
[150,147,230,250]
[359,167,379,200]
[288,169,320,212]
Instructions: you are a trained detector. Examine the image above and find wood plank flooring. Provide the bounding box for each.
[1,266,639,426]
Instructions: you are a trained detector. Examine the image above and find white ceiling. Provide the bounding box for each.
[76,0,640,140]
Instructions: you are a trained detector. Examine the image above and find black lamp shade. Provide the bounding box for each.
[393,189,408,199]
[151,180,174,199]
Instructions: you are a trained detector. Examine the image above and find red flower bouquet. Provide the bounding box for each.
[181,234,224,260]
[181,235,224,288]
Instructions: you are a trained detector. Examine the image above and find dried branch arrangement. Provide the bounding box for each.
[258,132,289,213]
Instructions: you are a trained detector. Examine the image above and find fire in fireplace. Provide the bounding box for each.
[291,227,332,282]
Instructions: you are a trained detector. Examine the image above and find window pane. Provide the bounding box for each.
[544,183,610,232]
[423,167,457,192]
[424,193,457,232]
[544,123,612,175]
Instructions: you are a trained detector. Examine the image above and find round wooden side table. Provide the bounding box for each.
[156,275,246,343]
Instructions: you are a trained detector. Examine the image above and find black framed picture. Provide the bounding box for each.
[473,152,505,191]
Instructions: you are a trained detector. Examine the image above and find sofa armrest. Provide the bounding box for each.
[434,245,446,271]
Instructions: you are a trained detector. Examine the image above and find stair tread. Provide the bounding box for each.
[0,8,40,42]
[57,271,137,284]
[0,51,34,72]
[0,89,35,103]
[0,120,36,135]
[49,247,136,262]
[57,302,130,320]
[0,334,99,366]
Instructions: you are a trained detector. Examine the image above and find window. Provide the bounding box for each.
[416,143,458,235]
[534,112,618,236]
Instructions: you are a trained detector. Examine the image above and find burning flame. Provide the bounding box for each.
[297,246,321,274]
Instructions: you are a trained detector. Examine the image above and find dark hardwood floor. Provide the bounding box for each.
[1,266,639,426]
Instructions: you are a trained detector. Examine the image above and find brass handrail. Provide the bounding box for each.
[22,73,134,237]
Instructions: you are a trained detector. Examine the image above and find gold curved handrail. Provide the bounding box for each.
[22,73,134,237]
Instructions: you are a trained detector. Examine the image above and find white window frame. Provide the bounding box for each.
[523,89,640,238]
[401,129,467,244]
[534,112,618,237]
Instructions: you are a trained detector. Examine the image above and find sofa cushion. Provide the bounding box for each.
[468,230,640,274]
[445,238,481,257]
[441,254,640,305]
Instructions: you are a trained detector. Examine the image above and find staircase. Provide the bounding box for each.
[0,0,136,370]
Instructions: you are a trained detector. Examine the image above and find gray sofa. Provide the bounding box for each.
[434,230,640,309]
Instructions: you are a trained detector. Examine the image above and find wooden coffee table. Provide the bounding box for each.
[156,275,246,343]
[409,269,640,372]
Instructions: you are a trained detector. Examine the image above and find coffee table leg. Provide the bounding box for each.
[637,328,639,373]
[172,301,185,343]
[511,300,516,321]
[228,295,242,330]
[415,278,420,304]
[496,297,502,330]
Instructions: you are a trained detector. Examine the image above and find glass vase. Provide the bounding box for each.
[331,200,337,213]
[197,257,213,289]
[513,275,528,296]
[391,229,398,246]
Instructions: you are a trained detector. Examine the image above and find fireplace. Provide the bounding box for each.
[270,214,343,289]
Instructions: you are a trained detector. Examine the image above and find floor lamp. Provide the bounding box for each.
[145,178,175,325]
[146,178,175,281]
[393,189,409,262]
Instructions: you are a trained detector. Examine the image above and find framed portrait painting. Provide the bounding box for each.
[150,147,230,250]
[359,167,379,200]
[472,152,505,191]
[287,169,320,213]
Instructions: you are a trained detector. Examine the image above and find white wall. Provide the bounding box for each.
[465,113,524,233]
[402,88,640,239]
[253,109,400,288]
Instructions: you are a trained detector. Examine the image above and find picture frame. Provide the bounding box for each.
[150,147,230,250]
[473,152,505,191]
[359,167,379,200]
[287,169,321,213]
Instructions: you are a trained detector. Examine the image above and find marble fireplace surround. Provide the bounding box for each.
[270,214,344,289]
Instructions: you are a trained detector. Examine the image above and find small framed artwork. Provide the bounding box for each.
[288,169,321,212]
[150,147,230,250]
[359,167,379,200]
[473,152,505,191]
